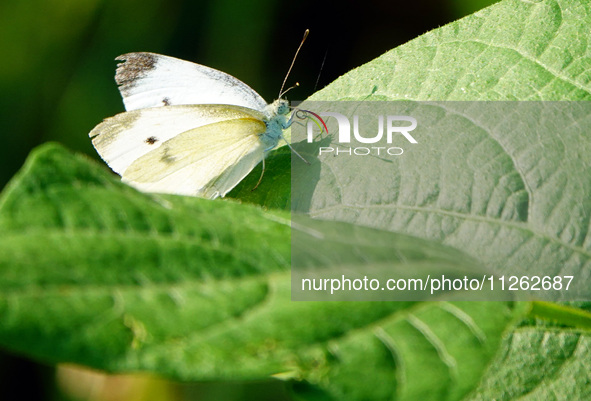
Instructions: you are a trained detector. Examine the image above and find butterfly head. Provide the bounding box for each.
[276,98,290,115]
[265,98,290,119]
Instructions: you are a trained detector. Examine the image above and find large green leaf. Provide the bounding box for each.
[0,144,524,400]
[312,0,591,101]
[291,0,591,398]
[293,100,591,301]
[300,1,591,296]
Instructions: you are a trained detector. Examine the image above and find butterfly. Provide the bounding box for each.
[89,49,301,199]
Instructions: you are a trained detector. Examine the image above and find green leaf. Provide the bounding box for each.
[299,0,591,298]
[0,144,524,401]
[296,101,591,300]
[312,0,591,101]
[467,327,591,400]
[293,0,591,398]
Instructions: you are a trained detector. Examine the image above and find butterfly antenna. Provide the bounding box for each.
[280,82,300,98]
[279,29,309,98]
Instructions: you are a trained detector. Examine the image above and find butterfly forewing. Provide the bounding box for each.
[115,53,268,112]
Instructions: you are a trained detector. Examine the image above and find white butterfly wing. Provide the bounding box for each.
[90,105,267,198]
[115,52,268,112]
[122,118,266,198]
[89,104,265,175]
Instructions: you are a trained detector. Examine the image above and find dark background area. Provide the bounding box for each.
[0,0,496,400]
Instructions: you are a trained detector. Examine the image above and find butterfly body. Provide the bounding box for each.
[261,99,292,149]
[89,52,292,199]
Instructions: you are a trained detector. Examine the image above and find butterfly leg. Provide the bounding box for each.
[283,112,295,129]
[252,155,266,191]
[281,135,310,165]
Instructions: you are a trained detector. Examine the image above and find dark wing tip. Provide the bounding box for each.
[115,52,158,88]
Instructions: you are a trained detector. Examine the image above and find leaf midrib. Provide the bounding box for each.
[0,270,285,298]
[0,229,290,288]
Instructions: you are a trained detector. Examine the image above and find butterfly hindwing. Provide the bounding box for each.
[115,52,268,112]
[121,118,267,198]
[89,104,266,176]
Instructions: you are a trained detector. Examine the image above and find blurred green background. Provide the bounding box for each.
[0,0,496,400]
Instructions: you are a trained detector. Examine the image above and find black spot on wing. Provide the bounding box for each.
[115,53,157,94]
[145,136,158,145]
